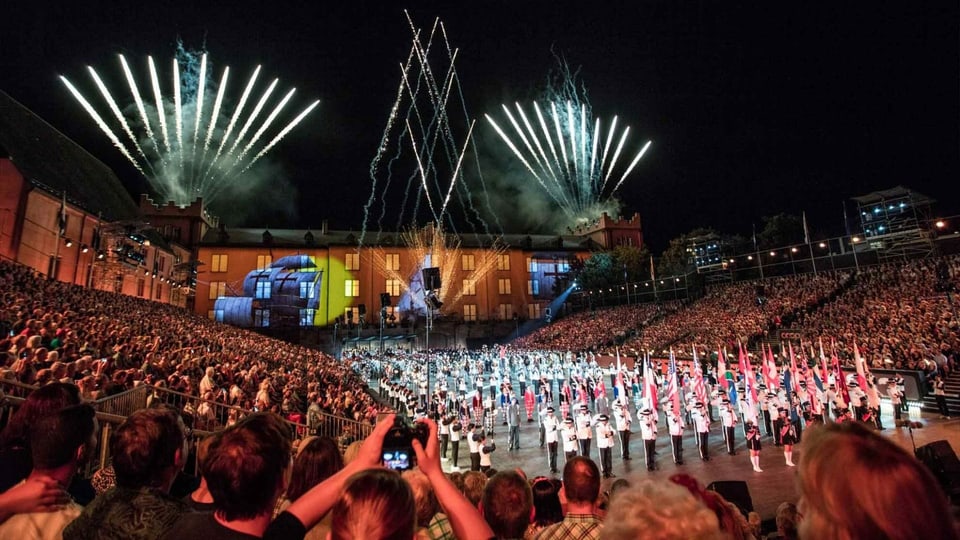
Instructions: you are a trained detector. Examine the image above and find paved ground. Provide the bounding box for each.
[437,405,960,521]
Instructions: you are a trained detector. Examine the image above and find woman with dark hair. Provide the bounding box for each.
[525,476,563,538]
[0,383,84,496]
[275,436,344,540]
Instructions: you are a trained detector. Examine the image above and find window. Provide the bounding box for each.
[462,278,477,296]
[462,254,475,271]
[137,278,145,297]
[208,310,215,320]
[299,308,315,326]
[345,252,360,271]
[158,257,166,272]
[257,255,273,271]
[344,279,360,297]
[255,309,269,327]
[528,279,540,296]
[528,304,542,319]
[498,278,512,295]
[386,253,400,271]
[155,284,162,300]
[463,304,478,322]
[344,306,359,322]
[527,257,538,273]
[497,254,510,271]
[498,303,514,320]
[300,281,316,299]
[386,279,402,297]
[557,260,570,273]
[209,281,226,300]
[256,281,272,299]
[211,254,228,272]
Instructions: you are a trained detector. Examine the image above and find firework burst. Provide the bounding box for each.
[368,223,506,315]
[60,47,320,207]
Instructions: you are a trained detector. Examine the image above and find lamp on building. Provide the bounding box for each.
[64,238,73,248]
[80,244,89,253]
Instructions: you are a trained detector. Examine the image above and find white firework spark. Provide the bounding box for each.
[60,52,319,207]
[485,100,652,222]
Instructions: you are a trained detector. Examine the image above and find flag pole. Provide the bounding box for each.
[803,210,818,275]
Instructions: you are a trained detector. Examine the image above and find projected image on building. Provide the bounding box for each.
[213,255,322,327]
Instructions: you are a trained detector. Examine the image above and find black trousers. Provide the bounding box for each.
[470,452,480,471]
[450,441,460,467]
[547,441,558,472]
[618,430,631,458]
[670,434,683,463]
[762,410,773,436]
[697,431,709,459]
[643,439,656,470]
[724,426,736,454]
[440,434,449,458]
[600,447,613,475]
[578,438,591,458]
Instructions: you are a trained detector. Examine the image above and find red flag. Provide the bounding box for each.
[643,354,658,411]
[854,341,869,390]
[692,348,707,405]
[819,338,830,389]
[760,344,771,388]
[767,345,779,390]
[666,349,681,413]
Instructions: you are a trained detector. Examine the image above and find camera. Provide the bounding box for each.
[382,416,430,471]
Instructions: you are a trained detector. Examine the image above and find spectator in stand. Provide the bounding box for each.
[599,477,722,540]
[0,404,96,539]
[480,470,533,540]
[64,407,189,540]
[0,383,93,504]
[765,502,799,540]
[535,456,602,539]
[273,436,343,539]
[526,477,563,539]
[797,422,959,540]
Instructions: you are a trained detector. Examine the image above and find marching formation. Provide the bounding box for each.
[375,336,910,478]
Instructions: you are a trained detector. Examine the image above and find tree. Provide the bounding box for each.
[756,213,803,249]
[612,244,651,282]
[657,227,716,277]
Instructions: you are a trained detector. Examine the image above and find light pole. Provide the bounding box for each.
[851,236,861,271]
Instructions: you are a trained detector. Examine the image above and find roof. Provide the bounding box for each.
[0,91,140,222]
[850,186,935,206]
[200,226,599,252]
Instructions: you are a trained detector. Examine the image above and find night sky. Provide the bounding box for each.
[3,1,958,251]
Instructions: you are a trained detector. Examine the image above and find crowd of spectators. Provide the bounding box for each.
[0,260,383,431]
[624,272,851,358]
[785,256,959,374]
[1,402,956,539]
[512,303,663,351]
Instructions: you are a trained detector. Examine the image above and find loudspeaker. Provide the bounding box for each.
[916,440,960,499]
[422,267,442,290]
[358,304,366,317]
[706,481,754,517]
[380,292,391,308]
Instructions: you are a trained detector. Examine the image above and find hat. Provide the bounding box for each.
[564,417,574,425]
[547,407,555,413]
[758,383,767,390]
[640,408,653,416]
[722,398,731,405]
[799,380,807,386]
[598,414,609,421]
[580,404,589,410]
[848,381,859,387]
[766,391,776,398]
[694,402,704,408]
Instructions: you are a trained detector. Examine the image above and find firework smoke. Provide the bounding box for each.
[60,44,320,210]
[483,57,652,228]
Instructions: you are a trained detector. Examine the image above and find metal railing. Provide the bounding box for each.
[92,385,150,417]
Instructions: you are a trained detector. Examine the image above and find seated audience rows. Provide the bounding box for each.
[0,260,382,431]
